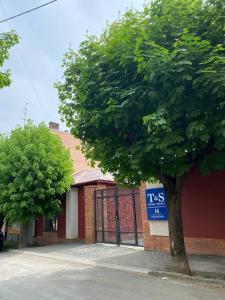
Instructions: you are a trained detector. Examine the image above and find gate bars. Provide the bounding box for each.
[95,187,144,247]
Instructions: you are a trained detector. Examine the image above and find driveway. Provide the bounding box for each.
[0,248,225,300]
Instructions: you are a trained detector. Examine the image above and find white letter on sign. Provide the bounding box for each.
[158,193,165,202]
[149,194,155,202]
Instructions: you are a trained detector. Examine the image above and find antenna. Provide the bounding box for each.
[23,101,29,125]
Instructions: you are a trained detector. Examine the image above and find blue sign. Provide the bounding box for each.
[145,188,168,221]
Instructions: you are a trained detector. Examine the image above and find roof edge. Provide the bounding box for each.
[72,179,115,188]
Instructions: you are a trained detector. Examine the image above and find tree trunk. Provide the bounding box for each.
[165,177,191,275]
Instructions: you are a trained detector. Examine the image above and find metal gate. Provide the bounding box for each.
[95,187,144,246]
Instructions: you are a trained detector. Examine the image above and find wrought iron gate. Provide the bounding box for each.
[95,187,144,246]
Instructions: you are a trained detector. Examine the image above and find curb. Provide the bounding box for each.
[11,249,225,288]
[147,270,225,288]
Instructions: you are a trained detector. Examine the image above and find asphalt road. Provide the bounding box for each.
[0,251,225,300]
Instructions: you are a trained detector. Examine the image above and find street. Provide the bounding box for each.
[0,251,225,300]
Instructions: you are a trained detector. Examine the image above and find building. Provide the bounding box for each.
[34,122,225,256]
[34,122,115,245]
[78,167,225,256]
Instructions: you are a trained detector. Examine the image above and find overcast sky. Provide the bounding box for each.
[0,0,145,133]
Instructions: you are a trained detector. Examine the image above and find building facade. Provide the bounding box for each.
[34,122,225,256]
[34,123,115,245]
[141,167,225,256]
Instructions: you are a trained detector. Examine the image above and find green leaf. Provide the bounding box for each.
[0,122,73,223]
[55,0,225,186]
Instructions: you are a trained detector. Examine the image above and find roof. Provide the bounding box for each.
[51,129,95,174]
[73,169,114,186]
[49,128,114,186]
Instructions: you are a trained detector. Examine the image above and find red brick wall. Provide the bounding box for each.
[78,187,85,239]
[141,168,225,256]
[84,185,98,244]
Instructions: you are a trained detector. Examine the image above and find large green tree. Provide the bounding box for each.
[56,0,225,274]
[0,122,73,225]
[0,31,19,90]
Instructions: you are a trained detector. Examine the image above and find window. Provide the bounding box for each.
[44,214,58,232]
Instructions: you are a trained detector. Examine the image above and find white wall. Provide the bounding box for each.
[146,182,169,237]
[66,187,78,239]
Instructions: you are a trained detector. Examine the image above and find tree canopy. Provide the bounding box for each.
[0,122,73,223]
[56,0,225,186]
[0,30,19,228]
[0,31,19,90]
[56,0,225,274]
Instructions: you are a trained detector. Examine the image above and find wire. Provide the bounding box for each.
[0,0,48,124]
[0,0,58,24]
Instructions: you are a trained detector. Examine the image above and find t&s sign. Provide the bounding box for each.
[145,188,168,221]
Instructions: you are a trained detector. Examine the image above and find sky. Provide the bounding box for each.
[0,0,145,133]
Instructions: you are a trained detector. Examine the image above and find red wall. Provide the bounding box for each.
[35,195,66,239]
[78,187,85,239]
[182,168,225,239]
[57,196,66,238]
[35,216,44,236]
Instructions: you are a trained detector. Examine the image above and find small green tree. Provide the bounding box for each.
[56,0,225,274]
[0,30,19,228]
[0,122,73,226]
[0,136,4,230]
[0,31,19,90]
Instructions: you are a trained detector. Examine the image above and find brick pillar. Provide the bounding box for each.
[84,184,108,244]
[140,182,170,251]
[139,182,151,249]
[84,185,97,244]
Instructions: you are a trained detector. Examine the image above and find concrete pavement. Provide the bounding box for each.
[17,243,225,280]
[0,250,225,300]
